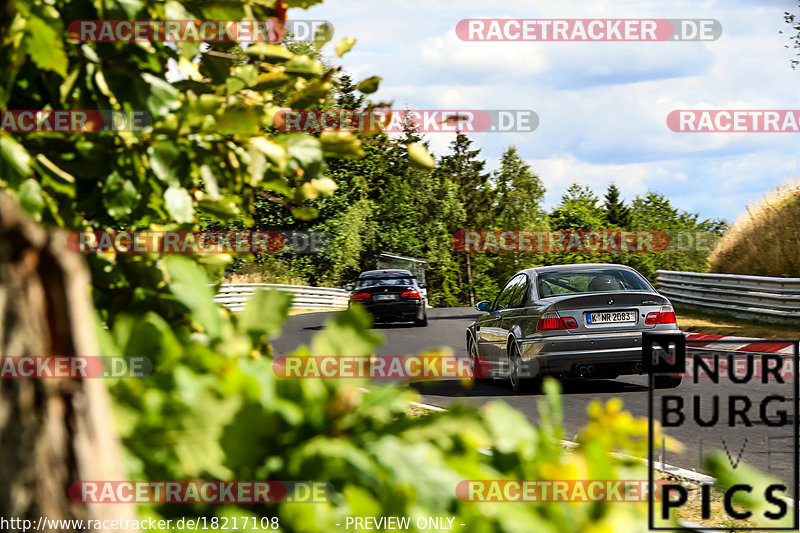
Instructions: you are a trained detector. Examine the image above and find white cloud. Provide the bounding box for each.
[298,0,800,222]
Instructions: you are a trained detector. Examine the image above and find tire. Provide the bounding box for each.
[468,337,490,382]
[414,313,428,327]
[654,375,682,389]
[508,343,525,393]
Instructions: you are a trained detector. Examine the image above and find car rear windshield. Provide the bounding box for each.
[537,269,650,297]
[357,277,415,288]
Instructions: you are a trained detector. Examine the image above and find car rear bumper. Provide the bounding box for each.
[518,330,680,377]
[355,301,425,321]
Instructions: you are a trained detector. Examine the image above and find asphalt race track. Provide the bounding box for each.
[273,307,797,488]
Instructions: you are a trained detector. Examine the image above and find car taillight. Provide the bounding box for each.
[537,312,578,331]
[401,290,421,299]
[646,305,677,325]
[657,305,677,324]
[352,292,371,301]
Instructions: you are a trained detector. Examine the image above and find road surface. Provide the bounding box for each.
[273,307,797,488]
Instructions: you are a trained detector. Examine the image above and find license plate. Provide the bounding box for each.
[375,294,398,301]
[586,311,636,324]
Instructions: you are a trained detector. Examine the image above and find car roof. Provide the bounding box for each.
[521,263,641,276]
[358,269,414,278]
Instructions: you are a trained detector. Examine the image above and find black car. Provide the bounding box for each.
[466,264,683,391]
[347,269,428,326]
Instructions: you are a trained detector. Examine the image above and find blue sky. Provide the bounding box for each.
[296,0,800,223]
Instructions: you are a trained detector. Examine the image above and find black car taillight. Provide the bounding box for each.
[537,312,578,331]
[401,290,421,299]
[352,292,371,301]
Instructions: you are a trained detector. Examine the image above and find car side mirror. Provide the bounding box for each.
[345,285,354,291]
[476,300,492,312]
[419,283,427,288]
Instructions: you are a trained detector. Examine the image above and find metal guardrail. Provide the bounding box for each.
[656,270,800,321]
[214,283,350,312]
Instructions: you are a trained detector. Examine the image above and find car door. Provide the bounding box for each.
[494,274,528,371]
[477,275,524,368]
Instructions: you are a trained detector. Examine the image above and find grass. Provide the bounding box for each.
[677,309,800,340]
[708,178,800,277]
[222,261,309,285]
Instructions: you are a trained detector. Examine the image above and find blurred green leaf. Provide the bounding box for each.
[310,306,381,357]
[407,142,435,169]
[24,15,67,77]
[239,289,293,339]
[18,178,44,220]
[165,186,194,223]
[356,76,382,94]
[335,37,356,57]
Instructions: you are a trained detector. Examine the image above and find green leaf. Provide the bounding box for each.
[142,74,180,116]
[310,306,381,357]
[407,143,435,169]
[216,106,261,135]
[483,402,536,456]
[356,76,382,94]
[238,289,293,339]
[313,22,334,50]
[283,55,324,77]
[102,172,141,219]
[246,43,294,62]
[18,178,44,221]
[148,141,181,185]
[335,37,356,57]
[165,186,194,223]
[250,137,290,169]
[234,65,261,87]
[24,15,67,77]
[0,135,32,179]
[284,135,323,168]
[164,256,221,338]
[290,206,318,220]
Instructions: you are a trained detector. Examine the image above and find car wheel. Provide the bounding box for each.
[654,375,682,389]
[508,343,525,393]
[468,337,490,382]
[414,313,428,327]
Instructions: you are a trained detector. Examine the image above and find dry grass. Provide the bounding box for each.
[708,179,800,277]
[222,262,308,285]
[677,310,800,339]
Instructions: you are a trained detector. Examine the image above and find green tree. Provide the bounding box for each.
[603,183,631,228]
[549,183,606,231]
[625,191,726,279]
[491,146,547,282]
[435,132,491,305]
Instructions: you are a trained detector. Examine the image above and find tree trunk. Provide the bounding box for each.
[465,253,475,306]
[0,195,136,532]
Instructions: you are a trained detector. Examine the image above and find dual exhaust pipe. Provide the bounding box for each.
[577,362,643,377]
